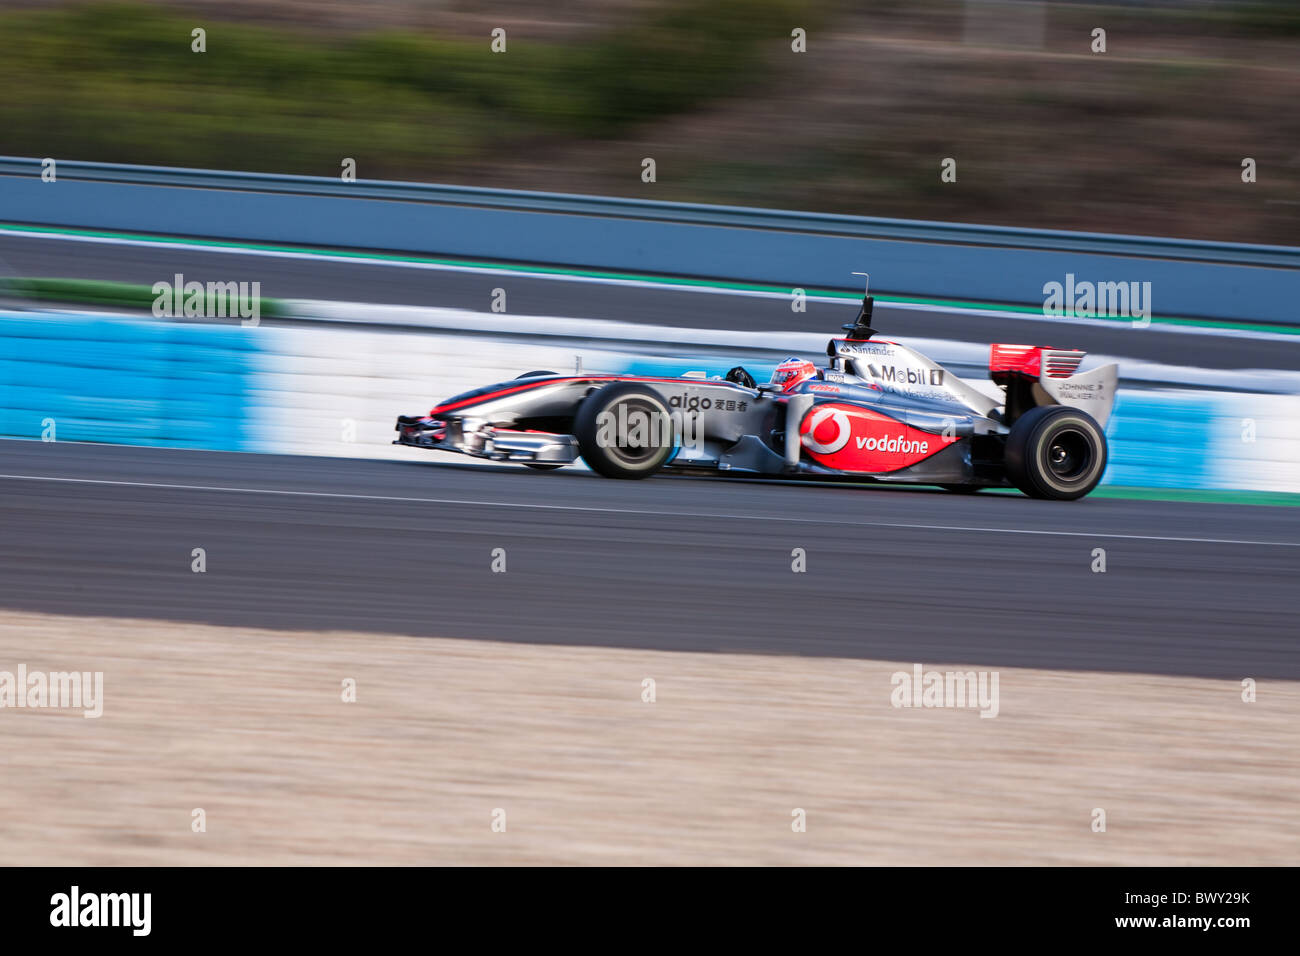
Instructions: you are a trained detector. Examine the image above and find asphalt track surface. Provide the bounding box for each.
[2,439,1296,680]
[2,233,1298,372]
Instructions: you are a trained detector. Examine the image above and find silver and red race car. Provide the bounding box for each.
[395,293,1117,499]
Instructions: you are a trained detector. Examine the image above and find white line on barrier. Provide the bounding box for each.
[1,473,1296,548]
[3,227,1296,343]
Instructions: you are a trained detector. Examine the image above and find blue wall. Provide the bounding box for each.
[0,313,258,449]
[1103,392,1217,489]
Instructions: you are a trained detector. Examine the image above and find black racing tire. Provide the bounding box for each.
[523,463,564,471]
[573,382,675,480]
[939,484,983,494]
[1005,405,1107,500]
[516,370,558,378]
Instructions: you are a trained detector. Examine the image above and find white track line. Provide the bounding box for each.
[2,227,1294,342]
[2,473,1296,548]
[0,227,826,298]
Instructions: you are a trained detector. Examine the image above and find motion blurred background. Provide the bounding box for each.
[1,0,1297,243]
[1,1,1298,869]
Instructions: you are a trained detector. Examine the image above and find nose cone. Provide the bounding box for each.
[429,377,532,416]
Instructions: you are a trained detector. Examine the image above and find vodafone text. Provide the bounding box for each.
[856,435,929,454]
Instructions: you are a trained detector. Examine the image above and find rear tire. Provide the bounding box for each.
[1005,406,1107,500]
[573,382,674,479]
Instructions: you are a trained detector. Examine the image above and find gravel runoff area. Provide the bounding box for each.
[1,610,1294,865]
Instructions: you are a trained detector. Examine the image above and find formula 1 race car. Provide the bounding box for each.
[395,291,1117,499]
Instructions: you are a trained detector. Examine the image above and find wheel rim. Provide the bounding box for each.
[1045,427,1092,482]
[605,398,671,466]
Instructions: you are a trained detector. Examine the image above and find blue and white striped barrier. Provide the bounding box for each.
[1,311,1296,492]
[0,314,257,449]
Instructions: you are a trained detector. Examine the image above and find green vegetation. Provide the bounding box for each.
[0,0,808,173]
[1091,486,1300,508]
[1,1,1295,243]
[1209,2,1300,36]
[0,277,287,318]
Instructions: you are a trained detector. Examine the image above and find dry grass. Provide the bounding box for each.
[2,1,1296,242]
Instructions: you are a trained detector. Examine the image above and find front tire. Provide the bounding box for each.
[573,382,675,479]
[1005,405,1107,500]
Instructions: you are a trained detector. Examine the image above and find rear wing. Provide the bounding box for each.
[990,344,1117,427]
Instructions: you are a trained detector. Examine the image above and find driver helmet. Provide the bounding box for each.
[771,357,817,392]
